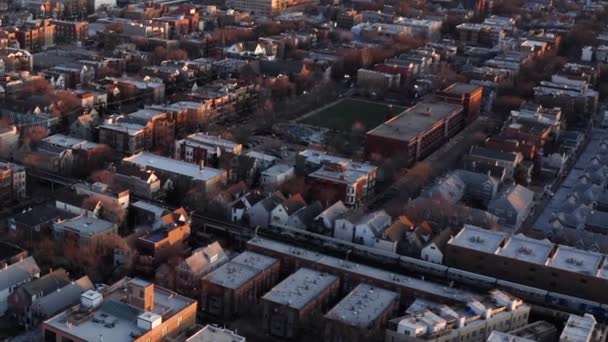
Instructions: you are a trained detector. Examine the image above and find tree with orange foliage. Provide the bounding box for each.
[22,126,49,146]
[49,90,82,118]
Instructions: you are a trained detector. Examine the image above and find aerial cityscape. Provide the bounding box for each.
[0,0,606,341]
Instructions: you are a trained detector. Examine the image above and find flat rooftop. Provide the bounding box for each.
[325,283,398,328]
[487,331,535,342]
[262,164,293,176]
[262,268,338,310]
[182,133,241,151]
[366,101,463,142]
[546,245,604,276]
[186,325,245,342]
[248,237,479,303]
[448,225,506,254]
[298,149,376,173]
[99,121,146,136]
[127,109,165,123]
[42,134,101,150]
[53,215,115,239]
[440,83,481,95]
[560,314,596,342]
[44,278,195,342]
[123,152,225,182]
[310,167,367,185]
[497,234,554,265]
[203,251,277,290]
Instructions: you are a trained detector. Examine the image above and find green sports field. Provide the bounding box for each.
[301,98,404,131]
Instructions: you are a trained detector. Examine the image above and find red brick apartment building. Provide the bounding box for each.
[366,101,464,164]
[296,150,378,207]
[444,225,608,303]
[202,251,280,320]
[134,208,191,275]
[261,268,340,339]
[437,82,483,123]
[42,278,197,342]
[324,283,399,342]
[174,132,243,165]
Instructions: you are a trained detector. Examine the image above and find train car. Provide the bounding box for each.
[496,279,548,303]
[546,292,606,318]
[447,268,497,289]
[401,256,448,277]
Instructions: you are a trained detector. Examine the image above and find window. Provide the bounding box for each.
[162,326,168,337]
[580,279,587,284]
[177,316,183,327]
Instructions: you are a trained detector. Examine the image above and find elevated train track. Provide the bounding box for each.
[28,168,608,319]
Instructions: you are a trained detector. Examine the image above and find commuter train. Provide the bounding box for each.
[260,223,608,319]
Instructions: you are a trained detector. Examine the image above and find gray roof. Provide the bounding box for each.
[53,215,115,239]
[455,169,500,189]
[315,201,348,223]
[260,192,286,211]
[186,325,245,342]
[325,283,398,328]
[367,101,463,142]
[293,201,323,226]
[262,268,338,310]
[0,256,40,291]
[421,173,466,204]
[20,269,70,297]
[31,276,93,317]
[204,251,277,289]
[489,184,534,213]
[469,146,520,164]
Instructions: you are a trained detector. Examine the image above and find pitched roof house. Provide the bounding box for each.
[247,191,287,228]
[174,242,229,297]
[286,201,323,230]
[311,200,348,235]
[488,184,535,230]
[0,256,40,316]
[270,194,306,226]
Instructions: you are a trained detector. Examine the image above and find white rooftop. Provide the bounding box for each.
[262,163,294,176]
[245,150,277,162]
[496,234,554,265]
[546,245,604,276]
[298,149,376,174]
[487,331,535,342]
[181,132,241,152]
[99,121,146,136]
[42,134,101,150]
[204,251,277,289]
[44,278,195,342]
[123,152,225,182]
[325,283,398,328]
[127,108,165,122]
[262,268,338,310]
[559,314,597,342]
[310,167,368,185]
[53,215,115,239]
[186,325,245,342]
[448,225,506,254]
